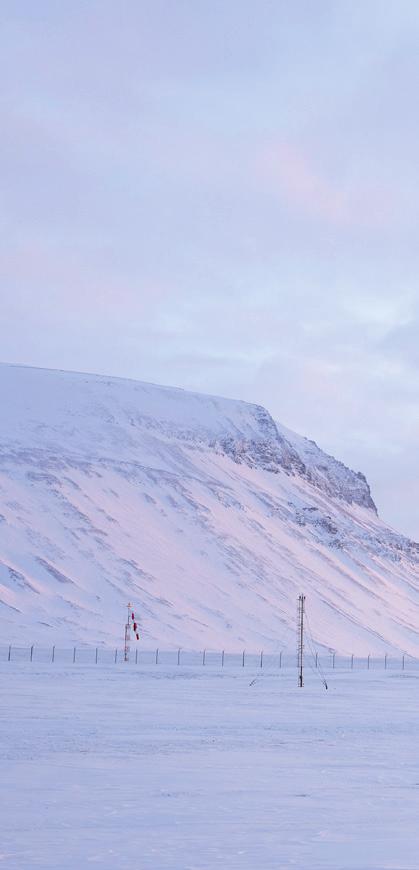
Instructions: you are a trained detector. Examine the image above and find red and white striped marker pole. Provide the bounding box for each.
[124,603,141,662]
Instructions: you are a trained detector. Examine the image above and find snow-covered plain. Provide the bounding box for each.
[1,363,419,654]
[1,663,419,869]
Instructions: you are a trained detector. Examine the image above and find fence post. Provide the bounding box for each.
[332,653,335,669]
[73,647,76,664]
[30,645,34,662]
[384,653,387,670]
[315,652,318,668]
[221,650,225,668]
[52,646,55,663]
[177,648,181,666]
[242,650,245,668]
[8,645,11,662]
[135,649,138,665]
[203,649,206,666]
[367,654,370,670]
[114,648,117,663]
[155,648,159,665]
[402,654,405,670]
[260,650,263,668]
[279,651,282,669]
[95,648,98,664]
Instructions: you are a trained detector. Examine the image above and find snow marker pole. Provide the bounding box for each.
[124,603,131,662]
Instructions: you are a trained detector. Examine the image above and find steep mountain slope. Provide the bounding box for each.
[0,363,418,653]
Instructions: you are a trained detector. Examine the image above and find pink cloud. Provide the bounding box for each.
[256,141,395,230]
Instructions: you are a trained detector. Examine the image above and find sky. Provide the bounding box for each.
[1,1,419,539]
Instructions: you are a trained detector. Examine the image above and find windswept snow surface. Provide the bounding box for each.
[0,363,418,653]
[1,663,419,869]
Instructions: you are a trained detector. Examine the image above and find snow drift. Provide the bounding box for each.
[0,363,418,653]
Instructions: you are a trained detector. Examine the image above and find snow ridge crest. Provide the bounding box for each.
[0,363,377,513]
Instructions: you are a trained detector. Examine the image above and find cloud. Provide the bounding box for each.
[255,141,396,230]
[380,317,419,368]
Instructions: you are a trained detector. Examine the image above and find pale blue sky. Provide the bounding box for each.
[1,1,419,537]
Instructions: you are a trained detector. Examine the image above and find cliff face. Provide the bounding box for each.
[215,405,377,514]
[0,363,418,653]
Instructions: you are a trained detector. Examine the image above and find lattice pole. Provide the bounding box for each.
[297,594,305,687]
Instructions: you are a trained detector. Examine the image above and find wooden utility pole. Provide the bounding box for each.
[297,594,305,687]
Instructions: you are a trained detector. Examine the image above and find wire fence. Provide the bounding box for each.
[0,644,418,670]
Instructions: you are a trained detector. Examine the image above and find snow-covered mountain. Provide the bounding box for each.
[0,363,418,654]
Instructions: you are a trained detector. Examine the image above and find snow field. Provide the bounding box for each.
[1,664,419,869]
[2,362,419,655]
